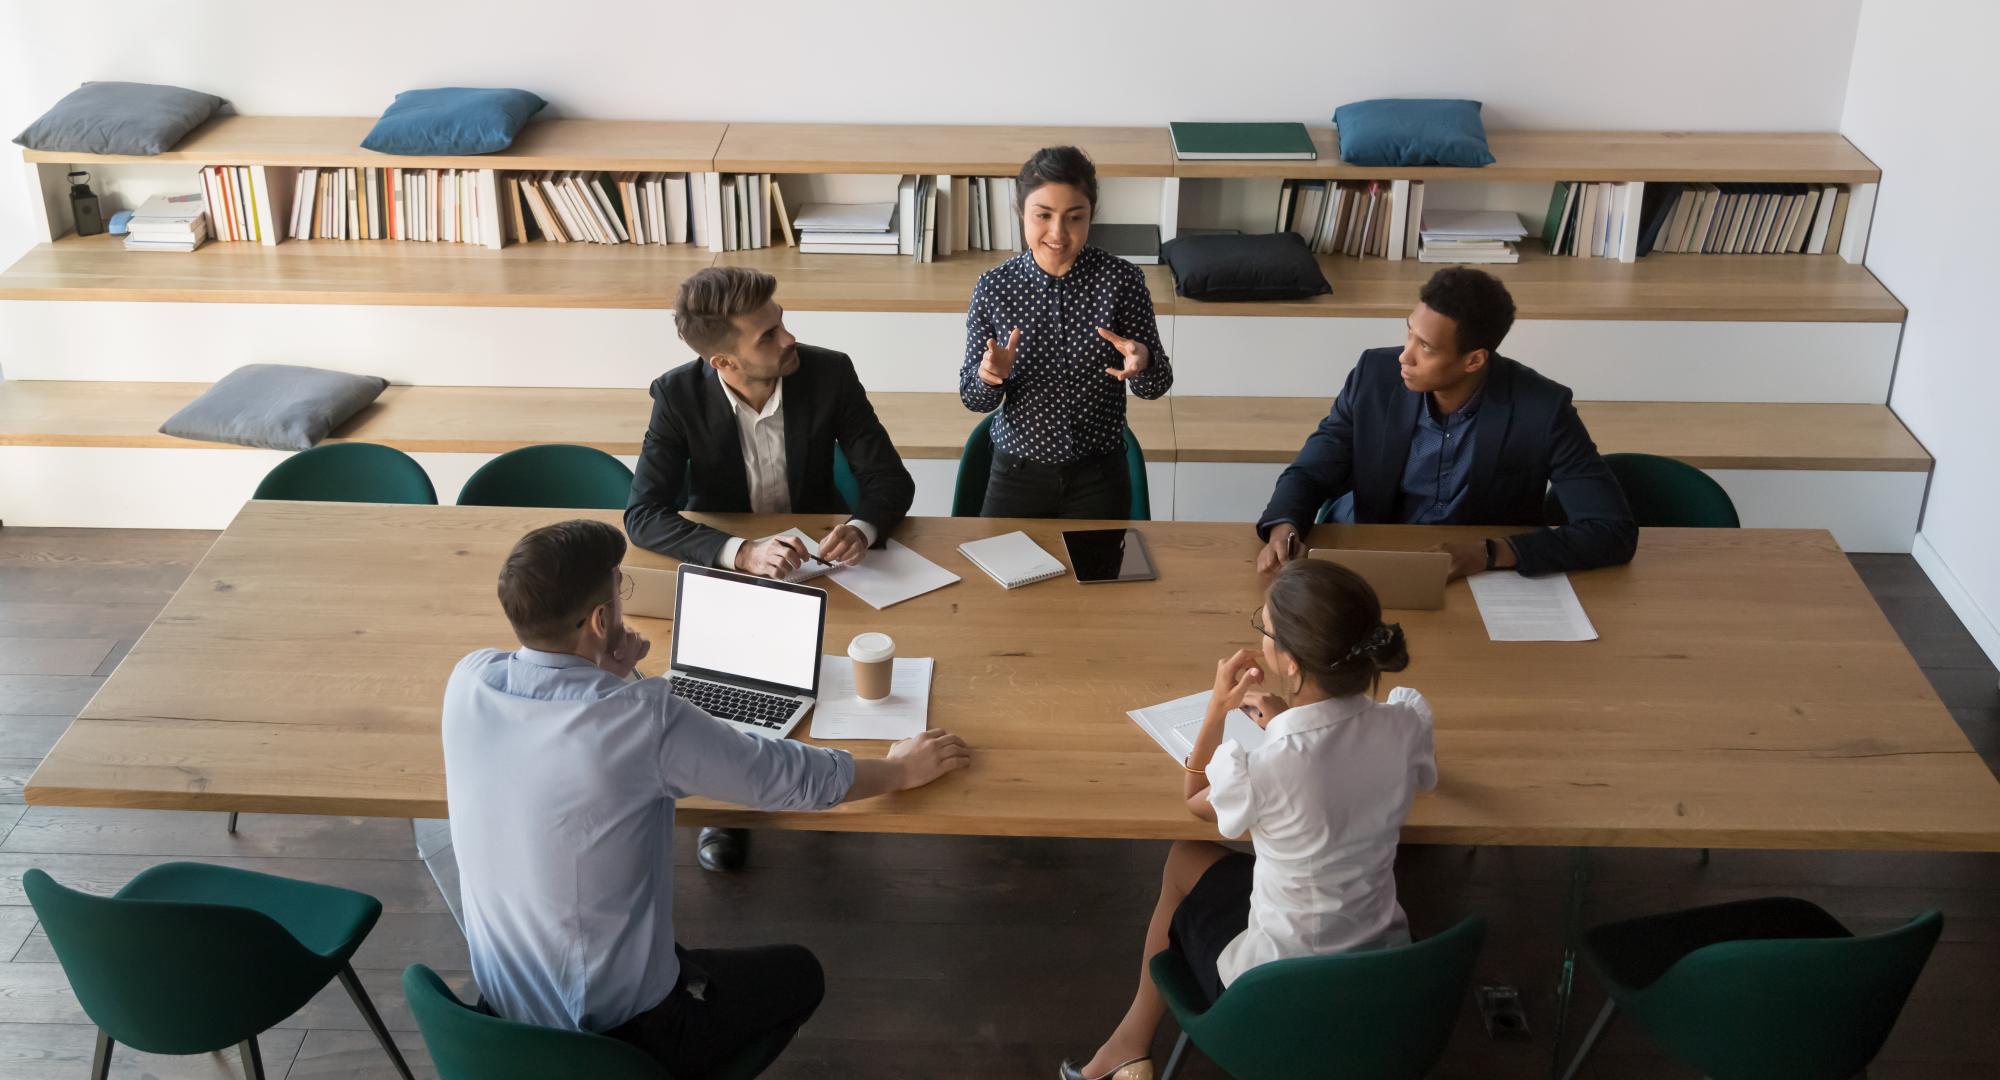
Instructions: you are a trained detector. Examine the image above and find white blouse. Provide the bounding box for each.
[1204,687,1438,989]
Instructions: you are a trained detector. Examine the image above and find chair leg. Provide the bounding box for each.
[1159,1031,1191,1080]
[238,1035,265,1080]
[90,1028,113,1080]
[226,811,239,834]
[338,963,416,1080]
[1558,999,1618,1080]
[1698,847,1710,866]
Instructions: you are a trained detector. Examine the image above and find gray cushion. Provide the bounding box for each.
[14,82,226,156]
[159,365,388,451]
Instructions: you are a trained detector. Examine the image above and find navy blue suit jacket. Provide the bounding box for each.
[1257,349,1637,576]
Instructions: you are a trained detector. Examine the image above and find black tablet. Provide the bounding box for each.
[1061,528,1157,584]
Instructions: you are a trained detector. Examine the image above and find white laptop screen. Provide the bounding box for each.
[672,571,822,694]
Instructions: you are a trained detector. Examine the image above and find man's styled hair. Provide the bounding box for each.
[496,519,627,646]
[673,266,779,357]
[1418,267,1518,356]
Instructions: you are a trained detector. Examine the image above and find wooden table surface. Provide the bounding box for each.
[27,503,2000,851]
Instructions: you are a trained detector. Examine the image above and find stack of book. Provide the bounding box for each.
[289,167,493,244]
[123,193,209,252]
[1636,182,1848,256]
[794,200,898,255]
[559,172,693,245]
[1419,210,1526,264]
[1280,180,1395,257]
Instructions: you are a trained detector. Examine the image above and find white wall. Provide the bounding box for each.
[1,0,1863,265]
[1843,0,2000,665]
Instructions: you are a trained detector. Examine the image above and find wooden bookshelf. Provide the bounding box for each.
[713,123,1174,177]
[1169,243,1906,322]
[1172,129,1882,182]
[713,247,1175,314]
[20,115,729,172]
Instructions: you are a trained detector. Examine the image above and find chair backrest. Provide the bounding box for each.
[950,413,1151,519]
[252,441,438,505]
[456,444,635,510]
[22,868,331,1055]
[1160,915,1485,1079]
[832,443,863,513]
[403,965,668,1080]
[1628,910,1942,1080]
[1545,452,1739,528]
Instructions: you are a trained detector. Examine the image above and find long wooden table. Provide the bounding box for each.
[27,502,2000,851]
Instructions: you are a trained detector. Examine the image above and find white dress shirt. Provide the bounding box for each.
[1204,686,1437,989]
[441,647,855,1032]
[713,378,877,570]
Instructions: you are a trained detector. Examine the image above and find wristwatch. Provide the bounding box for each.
[1483,538,1498,571]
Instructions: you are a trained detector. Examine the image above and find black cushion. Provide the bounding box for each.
[1161,232,1332,302]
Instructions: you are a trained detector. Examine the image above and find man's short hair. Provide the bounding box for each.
[497,519,627,645]
[673,266,778,357]
[1418,267,1517,356]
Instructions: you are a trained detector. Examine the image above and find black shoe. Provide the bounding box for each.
[697,827,748,872]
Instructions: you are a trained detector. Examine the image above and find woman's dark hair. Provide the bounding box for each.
[497,519,627,646]
[1417,266,1517,356]
[1015,145,1098,213]
[1264,559,1410,697]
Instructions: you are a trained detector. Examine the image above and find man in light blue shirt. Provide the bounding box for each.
[443,519,969,1076]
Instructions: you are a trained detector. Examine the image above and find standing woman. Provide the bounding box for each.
[959,146,1171,518]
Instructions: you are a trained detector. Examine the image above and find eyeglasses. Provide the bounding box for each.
[1249,605,1275,641]
[575,570,635,628]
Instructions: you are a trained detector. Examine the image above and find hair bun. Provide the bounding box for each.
[1341,622,1408,672]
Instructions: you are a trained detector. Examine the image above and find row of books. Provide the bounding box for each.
[288,167,491,244]
[791,175,1021,259]
[200,165,281,244]
[501,171,698,247]
[1637,182,1849,256]
[707,173,793,252]
[1544,181,1639,259]
[1279,179,1397,257]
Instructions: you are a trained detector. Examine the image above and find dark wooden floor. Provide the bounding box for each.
[0,531,1995,1079]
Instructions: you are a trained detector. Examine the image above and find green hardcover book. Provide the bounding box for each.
[1169,121,1317,160]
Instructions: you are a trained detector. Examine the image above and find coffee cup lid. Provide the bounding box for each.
[847,632,895,663]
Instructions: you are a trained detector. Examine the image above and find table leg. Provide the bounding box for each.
[1548,847,1592,1080]
[412,818,465,932]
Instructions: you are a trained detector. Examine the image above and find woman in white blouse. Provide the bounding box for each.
[1060,560,1435,1080]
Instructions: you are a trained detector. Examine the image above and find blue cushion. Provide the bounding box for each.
[359,88,546,156]
[1332,99,1495,168]
[13,82,225,156]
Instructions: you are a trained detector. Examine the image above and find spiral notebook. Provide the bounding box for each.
[958,531,1066,590]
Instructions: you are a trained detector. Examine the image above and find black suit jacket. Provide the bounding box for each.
[624,345,916,567]
[1257,348,1637,576]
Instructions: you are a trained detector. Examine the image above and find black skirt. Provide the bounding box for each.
[1166,852,1255,1006]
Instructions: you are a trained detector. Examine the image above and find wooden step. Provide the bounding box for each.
[1170,396,1931,472]
[0,382,1926,473]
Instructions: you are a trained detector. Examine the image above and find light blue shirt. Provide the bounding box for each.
[441,647,855,1033]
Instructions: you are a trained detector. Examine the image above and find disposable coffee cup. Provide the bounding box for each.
[848,633,896,704]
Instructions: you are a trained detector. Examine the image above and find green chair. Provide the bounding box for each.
[1560,897,1942,1080]
[404,964,787,1080]
[950,413,1151,520]
[23,862,415,1080]
[456,444,635,509]
[1150,916,1486,1080]
[1545,452,1740,528]
[252,441,438,505]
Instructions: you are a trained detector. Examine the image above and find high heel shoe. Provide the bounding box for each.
[1057,1057,1152,1080]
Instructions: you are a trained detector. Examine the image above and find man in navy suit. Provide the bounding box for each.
[1256,267,1637,578]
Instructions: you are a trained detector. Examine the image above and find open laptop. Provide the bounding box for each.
[667,564,827,740]
[1307,548,1452,610]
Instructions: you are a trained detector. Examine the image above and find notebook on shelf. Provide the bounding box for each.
[1170,122,1317,160]
[958,531,1066,590]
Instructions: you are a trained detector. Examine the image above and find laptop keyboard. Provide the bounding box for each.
[669,676,799,731]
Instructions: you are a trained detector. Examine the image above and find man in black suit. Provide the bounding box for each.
[626,266,916,872]
[1256,267,1637,579]
[626,266,915,579]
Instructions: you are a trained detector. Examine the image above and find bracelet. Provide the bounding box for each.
[1484,537,1498,572]
[1181,754,1206,775]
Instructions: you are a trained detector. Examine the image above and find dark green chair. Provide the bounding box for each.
[252,441,438,505]
[404,964,786,1080]
[1150,915,1485,1080]
[950,413,1151,520]
[23,863,414,1080]
[456,444,635,509]
[1560,897,1942,1080]
[1545,452,1740,528]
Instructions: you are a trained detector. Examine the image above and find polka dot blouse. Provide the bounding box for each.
[959,244,1172,464]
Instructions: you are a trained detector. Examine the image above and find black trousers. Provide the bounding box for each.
[605,944,824,1078]
[981,448,1131,519]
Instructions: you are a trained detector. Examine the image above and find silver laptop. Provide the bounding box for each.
[667,564,826,740]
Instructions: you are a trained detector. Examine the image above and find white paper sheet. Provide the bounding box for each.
[1467,572,1599,642]
[761,528,958,607]
[1127,689,1269,762]
[809,655,932,740]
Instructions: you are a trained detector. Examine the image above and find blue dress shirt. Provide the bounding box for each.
[1395,390,1482,524]
[441,647,854,1033]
